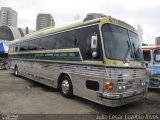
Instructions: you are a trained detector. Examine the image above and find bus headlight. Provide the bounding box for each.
[119,85,126,90]
[142,82,145,86]
[123,85,126,89]
[119,86,122,90]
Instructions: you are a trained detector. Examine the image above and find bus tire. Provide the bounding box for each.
[60,75,73,98]
[14,66,19,77]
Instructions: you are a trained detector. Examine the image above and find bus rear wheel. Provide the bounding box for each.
[60,75,73,98]
[14,66,19,77]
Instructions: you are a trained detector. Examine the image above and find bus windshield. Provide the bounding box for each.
[102,24,143,61]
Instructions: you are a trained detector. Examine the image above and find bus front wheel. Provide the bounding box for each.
[60,75,73,98]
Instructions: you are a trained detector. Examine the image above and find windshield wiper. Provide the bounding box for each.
[123,40,132,62]
[132,43,142,61]
[132,43,136,59]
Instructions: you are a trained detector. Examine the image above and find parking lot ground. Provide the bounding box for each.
[0,70,160,120]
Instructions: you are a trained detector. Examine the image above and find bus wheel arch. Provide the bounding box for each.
[58,73,73,98]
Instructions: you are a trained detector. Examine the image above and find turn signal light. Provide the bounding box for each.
[104,82,113,91]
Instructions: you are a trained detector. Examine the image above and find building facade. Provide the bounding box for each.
[155,37,160,45]
[36,13,55,30]
[0,26,33,41]
[0,7,18,27]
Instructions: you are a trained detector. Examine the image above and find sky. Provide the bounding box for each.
[0,0,160,44]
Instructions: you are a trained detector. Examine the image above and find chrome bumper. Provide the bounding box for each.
[98,89,144,99]
[97,89,145,107]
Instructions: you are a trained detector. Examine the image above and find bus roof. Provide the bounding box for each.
[141,46,160,50]
[11,16,137,44]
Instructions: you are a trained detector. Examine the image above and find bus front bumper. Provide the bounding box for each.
[97,89,145,107]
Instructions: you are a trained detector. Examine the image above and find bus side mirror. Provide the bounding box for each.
[91,34,98,58]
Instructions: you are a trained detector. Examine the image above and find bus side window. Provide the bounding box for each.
[143,50,151,62]
[77,25,103,60]
[28,39,41,51]
[154,50,160,62]
[9,45,13,53]
[19,42,28,51]
[13,44,19,52]
[39,35,57,50]
[56,31,77,49]
[15,46,18,52]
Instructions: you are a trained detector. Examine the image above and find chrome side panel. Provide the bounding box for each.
[68,65,105,101]
[9,59,146,106]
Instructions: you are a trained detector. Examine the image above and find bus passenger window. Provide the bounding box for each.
[28,39,40,51]
[8,45,13,53]
[15,46,18,52]
[13,44,19,52]
[154,50,160,62]
[39,35,57,50]
[56,31,77,49]
[19,42,28,51]
[77,25,103,61]
[143,50,151,62]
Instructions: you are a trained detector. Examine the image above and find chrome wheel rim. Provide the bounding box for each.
[15,68,18,75]
[61,80,69,94]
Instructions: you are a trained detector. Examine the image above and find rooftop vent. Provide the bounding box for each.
[83,13,106,22]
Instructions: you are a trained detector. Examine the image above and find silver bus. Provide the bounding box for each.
[8,16,146,107]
